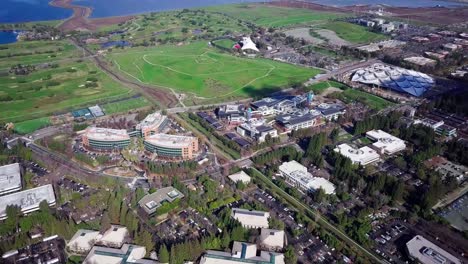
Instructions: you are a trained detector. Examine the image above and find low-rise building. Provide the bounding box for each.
[315,103,346,120]
[443,43,460,52]
[278,160,335,194]
[414,118,444,130]
[138,187,184,215]
[67,229,100,253]
[82,127,131,151]
[0,184,56,220]
[276,112,322,132]
[228,171,251,184]
[366,130,406,155]
[406,235,461,264]
[404,56,437,67]
[144,133,199,159]
[237,122,277,142]
[0,163,22,196]
[334,144,380,166]
[84,244,157,264]
[231,208,269,229]
[217,104,246,124]
[381,23,395,33]
[259,228,285,251]
[201,240,284,264]
[435,124,457,137]
[96,225,129,248]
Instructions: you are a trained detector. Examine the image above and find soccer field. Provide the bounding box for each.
[109,42,321,100]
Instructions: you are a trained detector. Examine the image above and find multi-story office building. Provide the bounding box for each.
[82,127,131,151]
[144,133,198,159]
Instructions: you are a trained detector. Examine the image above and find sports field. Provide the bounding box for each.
[205,4,343,28]
[101,97,151,114]
[109,42,321,99]
[13,117,50,134]
[315,22,387,44]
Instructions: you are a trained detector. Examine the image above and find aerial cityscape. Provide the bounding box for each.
[0,0,467,263]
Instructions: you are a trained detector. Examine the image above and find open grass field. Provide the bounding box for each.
[340,89,394,110]
[109,41,321,100]
[0,40,81,69]
[315,21,387,44]
[14,117,50,134]
[101,96,151,114]
[205,4,343,28]
[307,80,349,94]
[101,9,251,46]
[0,61,133,123]
[213,39,236,49]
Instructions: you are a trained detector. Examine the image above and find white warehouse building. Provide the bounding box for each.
[366,130,406,155]
[231,208,269,229]
[278,160,335,194]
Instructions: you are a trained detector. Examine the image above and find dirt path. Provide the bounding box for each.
[284,27,325,44]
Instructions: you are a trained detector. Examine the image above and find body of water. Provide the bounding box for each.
[1,0,466,24]
[0,31,20,44]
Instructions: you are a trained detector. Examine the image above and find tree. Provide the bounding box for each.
[221,228,231,249]
[391,181,405,203]
[100,211,111,232]
[135,230,154,257]
[284,245,297,264]
[158,244,170,263]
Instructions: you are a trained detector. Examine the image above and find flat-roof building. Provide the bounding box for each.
[315,103,346,121]
[231,208,269,229]
[84,244,157,264]
[414,118,444,130]
[278,160,335,194]
[88,105,105,117]
[237,121,277,142]
[366,130,406,155]
[67,229,100,253]
[138,187,184,215]
[0,184,56,220]
[133,112,168,138]
[144,133,198,160]
[96,225,128,248]
[404,56,437,67]
[201,241,284,264]
[0,163,22,196]
[406,235,461,264]
[82,127,131,151]
[276,112,322,132]
[228,171,251,184]
[259,229,285,251]
[334,144,380,166]
[217,104,246,124]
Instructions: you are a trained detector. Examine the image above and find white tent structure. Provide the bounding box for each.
[240,37,259,52]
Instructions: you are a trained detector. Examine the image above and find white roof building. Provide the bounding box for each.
[67,229,100,253]
[259,229,285,250]
[240,37,259,52]
[406,235,461,264]
[0,163,22,196]
[96,225,128,248]
[0,184,56,220]
[228,171,251,184]
[201,241,284,264]
[231,208,269,229]
[404,56,437,67]
[278,160,335,194]
[84,244,157,264]
[135,112,168,137]
[366,130,406,155]
[351,63,434,97]
[334,144,380,166]
[83,127,130,142]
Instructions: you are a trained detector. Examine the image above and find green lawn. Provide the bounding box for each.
[340,89,394,110]
[205,4,343,28]
[306,80,349,94]
[315,21,387,44]
[109,41,320,100]
[14,117,50,134]
[213,39,236,49]
[0,61,132,122]
[101,97,151,114]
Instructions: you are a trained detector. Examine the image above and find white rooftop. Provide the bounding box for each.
[279,160,335,194]
[136,112,167,130]
[228,171,251,184]
[240,36,259,52]
[404,56,437,66]
[231,208,269,229]
[0,184,55,219]
[406,235,461,264]
[259,228,285,249]
[84,244,156,264]
[202,241,285,264]
[67,229,100,253]
[144,133,195,148]
[0,163,22,195]
[97,225,128,247]
[366,130,406,155]
[334,144,380,166]
[84,127,130,141]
